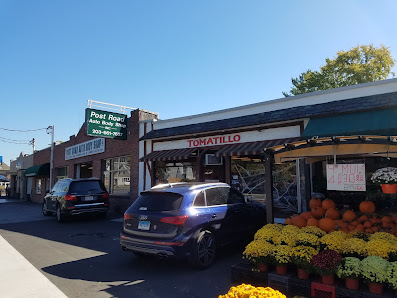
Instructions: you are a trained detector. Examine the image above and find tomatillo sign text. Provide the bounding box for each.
[188,134,241,147]
[65,138,105,160]
[85,108,127,140]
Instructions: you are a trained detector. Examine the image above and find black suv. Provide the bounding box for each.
[42,178,110,222]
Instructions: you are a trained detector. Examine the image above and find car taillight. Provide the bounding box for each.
[160,215,188,225]
[101,192,109,199]
[124,213,132,220]
[64,194,77,201]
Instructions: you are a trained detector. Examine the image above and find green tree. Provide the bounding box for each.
[283,44,395,96]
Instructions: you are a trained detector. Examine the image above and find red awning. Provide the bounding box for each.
[215,137,300,156]
[140,148,198,162]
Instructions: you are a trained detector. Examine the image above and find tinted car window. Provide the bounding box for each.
[227,188,245,204]
[205,187,228,206]
[193,191,206,207]
[69,180,106,195]
[131,192,183,211]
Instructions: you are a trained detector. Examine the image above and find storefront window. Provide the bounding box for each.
[155,161,197,184]
[36,179,42,194]
[55,167,68,182]
[103,156,131,195]
[231,157,265,204]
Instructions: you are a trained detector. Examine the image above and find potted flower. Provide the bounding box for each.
[310,249,342,285]
[371,167,397,194]
[337,257,362,290]
[271,245,292,275]
[386,261,397,295]
[219,284,286,298]
[243,240,274,272]
[291,245,318,280]
[341,238,366,259]
[361,256,390,294]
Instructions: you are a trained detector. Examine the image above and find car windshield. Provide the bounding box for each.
[69,181,106,194]
[131,192,183,211]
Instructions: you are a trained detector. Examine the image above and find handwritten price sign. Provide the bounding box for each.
[327,164,366,192]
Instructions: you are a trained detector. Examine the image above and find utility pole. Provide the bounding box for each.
[29,138,36,153]
[47,126,54,190]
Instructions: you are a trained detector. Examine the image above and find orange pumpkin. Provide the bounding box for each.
[307,218,319,227]
[365,228,372,233]
[309,198,322,210]
[322,199,336,211]
[319,218,335,233]
[284,218,292,225]
[371,227,379,233]
[358,215,368,223]
[359,201,376,214]
[301,211,313,221]
[325,208,340,220]
[381,216,392,223]
[292,215,307,228]
[364,221,372,229]
[350,221,358,227]
[311,207,325,219]
[342,210,356,223]
[356,224,364,232]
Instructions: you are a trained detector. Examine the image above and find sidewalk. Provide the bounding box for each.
[0,235,68,297]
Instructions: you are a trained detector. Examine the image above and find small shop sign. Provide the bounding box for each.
[65,138,105,160]
[85,108,127,140]
[327,164,366,191]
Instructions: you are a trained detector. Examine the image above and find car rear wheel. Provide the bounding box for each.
[42,201,51,216]
[190,230,216,269]
[56,204,65,223]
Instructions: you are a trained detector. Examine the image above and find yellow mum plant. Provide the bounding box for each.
[254,227,279,243]
[365,239,392,259]
[342,237,367,258]
[273,233,297,247]
[301,226,326,238]
[272,245,292,265]
[296,233,320,249]
[219,284,286,298]
[320,232,346,253]
[243,240,274,264]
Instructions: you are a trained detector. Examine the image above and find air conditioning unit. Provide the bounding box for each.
[205,154,223,166]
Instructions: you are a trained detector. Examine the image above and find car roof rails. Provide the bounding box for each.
[151,182,187,189]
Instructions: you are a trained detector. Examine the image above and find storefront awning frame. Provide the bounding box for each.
[140,148,199,162]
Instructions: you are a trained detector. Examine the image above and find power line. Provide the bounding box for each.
[0,137,29,144]
[0,136,30,142]
[0,127,47,132]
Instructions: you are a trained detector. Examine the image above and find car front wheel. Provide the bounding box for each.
[190,230,216,269]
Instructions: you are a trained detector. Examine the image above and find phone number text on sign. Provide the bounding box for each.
[327,164,366,192]
[90,129,124,137]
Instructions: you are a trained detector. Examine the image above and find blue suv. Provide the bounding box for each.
[120,182,266,268]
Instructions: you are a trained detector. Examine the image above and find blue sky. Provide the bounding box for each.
[1,0,397,165]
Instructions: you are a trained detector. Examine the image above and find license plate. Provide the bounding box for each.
[138,221,150,231]
[84,196,94,201]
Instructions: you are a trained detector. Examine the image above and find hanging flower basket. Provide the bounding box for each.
[381,183,397,194]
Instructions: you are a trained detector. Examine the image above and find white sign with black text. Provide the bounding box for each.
[326,163,366,192]
[65,138,105,160]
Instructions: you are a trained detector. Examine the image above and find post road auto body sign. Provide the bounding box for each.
[85,108,127,140]
[326,163,366,192]
[65,138,105,160]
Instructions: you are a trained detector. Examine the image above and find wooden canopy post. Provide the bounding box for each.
[264,151,274,224]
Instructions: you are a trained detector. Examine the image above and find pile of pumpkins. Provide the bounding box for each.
[284,198,397,235]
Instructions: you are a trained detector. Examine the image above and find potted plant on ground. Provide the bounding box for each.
[337,257,362,290]
[243,240,274,272]
[361,256,390,294]
[291,245,318,280]
[271,245,292,275]
[371,167,397,194]
[310,249,342,285]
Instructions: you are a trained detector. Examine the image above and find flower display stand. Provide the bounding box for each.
[288,275,312,298]
[268,272,293,294]
[231,263,268,287]
[311,281,336,298]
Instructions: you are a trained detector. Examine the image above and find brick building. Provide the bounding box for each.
[27,109,157,212]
